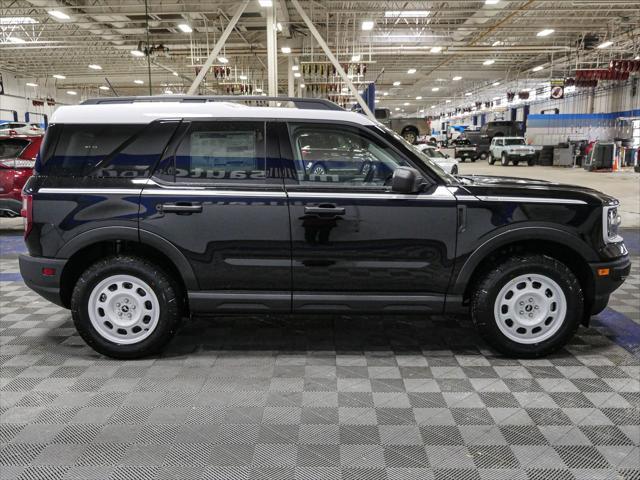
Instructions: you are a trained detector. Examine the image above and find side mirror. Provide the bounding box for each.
[391,167,425,194]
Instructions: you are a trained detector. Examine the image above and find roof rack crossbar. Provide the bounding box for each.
[81,95,344,111]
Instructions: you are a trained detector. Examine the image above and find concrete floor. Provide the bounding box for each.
[457,163,640,228]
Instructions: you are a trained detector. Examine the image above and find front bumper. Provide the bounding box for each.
[19,255,68,308]
[588,254,631,314]
[506,153,536,161]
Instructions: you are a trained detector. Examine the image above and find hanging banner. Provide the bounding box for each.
[550,78,565,99]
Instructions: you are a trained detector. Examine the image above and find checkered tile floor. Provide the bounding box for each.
[1,232,638,480]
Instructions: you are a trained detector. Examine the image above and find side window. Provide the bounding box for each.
[170,122,265,183]
[289,123,411,188]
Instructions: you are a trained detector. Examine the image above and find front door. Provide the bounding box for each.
[280,121,458,313]
[140,120,291,312]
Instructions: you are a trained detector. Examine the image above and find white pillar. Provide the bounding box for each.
[288,56,295,97]
[266,5,278,96]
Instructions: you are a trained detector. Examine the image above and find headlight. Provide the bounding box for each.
[603,205,622,243]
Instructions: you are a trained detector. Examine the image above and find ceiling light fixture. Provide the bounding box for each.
[258,0,273,6]
[172,71,179,76]
[597,40,613,49]
[407,68,417,74]
[291,65,299,71]
[351,54,361,62]
[492,41,502,46]
[53,74,66,79]
[395,107,400,111]
[130,49,145,57]
[483,59,495,66]
[25,82,38,87]
[416,96,422,100]
[217,56,229,64]
[532,65,544,72]
[178,24,192,33]
[385,10,430,17]
[99,86,109,90]
[452,76,462,81]
[66,90,77,95]
[294,72,301,78]
[362,20,374,31]
[47,10,70,20]
[281,46,291,54]
[88,64,102,70]
[239,75,248,80]
[7,37,26,44]
[404,102,410,106]
[134,79,144,84]
[430,46,442,53]
[432,87,440,91]
[465,92,472,96]
[537,29,554,37]
[493,81,500,86]
[446,100,451,103]
[300,84,305,89]
[276,22,283,32]
[393,81,401,86]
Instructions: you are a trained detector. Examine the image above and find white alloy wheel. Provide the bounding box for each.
[493,273,567,344]
[88,274,160,344]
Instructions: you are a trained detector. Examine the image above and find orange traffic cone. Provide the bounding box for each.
[612,154,619,172]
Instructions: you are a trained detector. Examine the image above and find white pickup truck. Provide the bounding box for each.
[489,137,537,166]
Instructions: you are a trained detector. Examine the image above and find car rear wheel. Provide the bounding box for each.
[470,254,583,357]
[71,255,182,359]
[501,153,509,166]
[311,163,327,176]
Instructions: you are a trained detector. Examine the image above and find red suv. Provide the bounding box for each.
[0,135,42,217]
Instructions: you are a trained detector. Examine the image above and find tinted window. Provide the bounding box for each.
[505,138,526,146]
[0,138,29,159]
[289,123,411,187]
[41,124,141,176]
[171,122,265,183]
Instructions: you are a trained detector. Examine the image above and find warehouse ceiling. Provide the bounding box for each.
[1,0,639,113]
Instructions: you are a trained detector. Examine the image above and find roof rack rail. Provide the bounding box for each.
[81,95,344,111]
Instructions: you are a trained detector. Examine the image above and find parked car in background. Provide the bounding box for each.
[0,135,42,217]
[416,144,459,174]
[450,138,478,162]
[375,108,430,144]
[489,137,536,166]
[466,120,525,160]
[0,121,43,136]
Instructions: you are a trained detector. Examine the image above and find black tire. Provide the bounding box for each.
[501,153,509,166]
[488,153,496,165]
[402,129,418,144]
[471,254,583,358]
[71,255,182,359]
[527,158,535,166]
[471,158,476,163]
[514,161,520,166]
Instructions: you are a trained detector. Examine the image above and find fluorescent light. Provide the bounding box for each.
[7,37,26,44]
[393,81,401,86]
[404,102,410,106]
[532,65,544,72]
[130,49,144,57]
[407,68,417,74]
[88,64,102,70]
[276,22,283,32]
[483,59,495,66]
[465,92,472,96]
[492,40,503,46]
[53,74,66,79]
[597,41,613,49]
[385,10,430,17]
[48,10,70,20]
[259,0,273,6]
[446,100,451,103]
[239,75,247,80]
[217,56,229,64]
[173,71,179,76]
[281,46,291,54]
[537,29,554,37]
[636,55,640,60]
[430,46,442,53]
[395,107,400,111]
[99,86,109,90]
[383,92,389,96]
[485,0,500,4]
[294,72,301,78]
[66,90,77,95]
[452,76,462,81]
[291,65,299,71]
[416,96,422,100]
[342,87,349,92]
[0,17,38,25]
[255,88,263,93]
[351,54,361,62]
[493,82,500,86]
[134,79,144,84]
[362,20,374,31]
[432,87,440,92]
[431,105,436,108]
[178,24,192,33]
[300,84,305,89]
[25,82,38,87]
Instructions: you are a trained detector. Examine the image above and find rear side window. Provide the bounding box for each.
[39,122,177,177]
[0,138,29,159]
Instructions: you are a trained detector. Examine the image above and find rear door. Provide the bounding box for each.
[140,120,292,312]
[280,121,458,313]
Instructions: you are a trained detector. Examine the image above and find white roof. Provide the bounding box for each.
[50,101,376,127]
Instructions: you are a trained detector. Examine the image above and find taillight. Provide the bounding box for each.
[0,159,35,169]
[21,194,33,239]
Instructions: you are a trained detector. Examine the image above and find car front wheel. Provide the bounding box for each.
[471,254,583,357]
[71,255,182,359]
[501,153,509,166]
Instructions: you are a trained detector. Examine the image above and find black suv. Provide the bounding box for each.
[19,96,630,359]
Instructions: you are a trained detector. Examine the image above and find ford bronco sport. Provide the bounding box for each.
[19,96,630,359]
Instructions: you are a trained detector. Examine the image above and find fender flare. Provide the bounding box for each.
[56,226,198,290]
[451,226,597,295]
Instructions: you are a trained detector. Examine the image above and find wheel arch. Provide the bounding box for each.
[57,227,197,309]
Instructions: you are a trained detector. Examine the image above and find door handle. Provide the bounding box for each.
[160,202,203,214]
[304,205,346,215]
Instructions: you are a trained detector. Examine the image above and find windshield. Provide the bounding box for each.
[505,138,526,146]
[375,125,457,183]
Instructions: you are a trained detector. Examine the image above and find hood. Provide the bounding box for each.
[457,174,618,206]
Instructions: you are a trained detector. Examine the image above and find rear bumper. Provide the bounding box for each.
[18,255,68,308]
[589,254,631,314]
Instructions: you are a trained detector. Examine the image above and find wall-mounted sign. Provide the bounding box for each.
[550,78,565,99]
